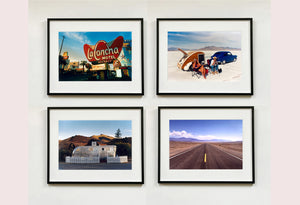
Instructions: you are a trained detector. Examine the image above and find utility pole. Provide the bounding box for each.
[59,36,65,55]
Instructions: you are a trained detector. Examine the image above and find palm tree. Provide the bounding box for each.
[86,63,92,72]
[85,63,92,80]
[80,61,87,73]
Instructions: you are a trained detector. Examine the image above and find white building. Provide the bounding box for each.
[65,141,128,164]
[72,141,116,159]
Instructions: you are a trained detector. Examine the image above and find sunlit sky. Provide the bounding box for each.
[169,120,243,142]
[168,31,241,50]
[59,120,132,140]
[58,31,132,62]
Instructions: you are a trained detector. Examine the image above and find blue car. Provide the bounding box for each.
[210,51,237,65]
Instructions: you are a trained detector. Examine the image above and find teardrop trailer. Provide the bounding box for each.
[177,48,206,70]
[177,48,211,78]
[176,48,223,78]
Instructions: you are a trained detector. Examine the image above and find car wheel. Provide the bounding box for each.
[222,60,226,64]
[233,58,237,62]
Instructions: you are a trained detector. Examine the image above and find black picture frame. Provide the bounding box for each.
[47,107,144,184]
[47,18,144,95]
[156,18,253,95]
[158,106,255,183]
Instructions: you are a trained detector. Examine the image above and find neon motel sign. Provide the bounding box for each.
[83,36,124,64]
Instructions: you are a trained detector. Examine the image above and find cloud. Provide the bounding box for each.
[190,32,241,46]
[194,135,216,141]
[169,130,242,142]
[168,31,241,49]
[169,130,194,138]
[168,33,186,37]
[64,32,92,45]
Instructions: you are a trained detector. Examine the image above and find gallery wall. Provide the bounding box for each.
[28,0,271,204]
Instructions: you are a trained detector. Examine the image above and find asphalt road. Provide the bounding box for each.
[170,143,242,169]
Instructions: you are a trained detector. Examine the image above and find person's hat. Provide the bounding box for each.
[213,56,217,59]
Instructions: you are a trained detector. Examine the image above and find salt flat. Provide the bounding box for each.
[168,50,242,82]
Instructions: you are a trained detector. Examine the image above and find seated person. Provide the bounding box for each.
[199,64,207,79]
[192,58,201,70]
[210,56,219,74]
[192,58,206,79]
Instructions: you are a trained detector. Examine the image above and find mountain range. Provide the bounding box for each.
[170,137,239,142]
[59,134,129,150]
[168,46,241,51]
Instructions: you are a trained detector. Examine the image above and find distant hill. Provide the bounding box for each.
[200,46,241,51]
[168,46,241,51]
[170,137,202,142]
[59,135,91,150]
[170,137,234,142]
[108,137,132,145]
[168,47,191,51]
[168,47,180,51]
[91,134,114,144]
[59,134,131,150]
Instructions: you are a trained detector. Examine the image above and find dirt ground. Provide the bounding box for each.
[169,141,203,157]
[209,142,243,159]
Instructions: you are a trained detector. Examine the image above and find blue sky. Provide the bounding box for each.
[58,31,132,62]
[169,120,243,142]
[168,31,241,50]
[59,120,132,140]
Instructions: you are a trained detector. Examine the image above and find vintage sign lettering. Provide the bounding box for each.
[83,36,124,64]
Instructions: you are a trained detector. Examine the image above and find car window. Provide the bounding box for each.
[227,52,231,55]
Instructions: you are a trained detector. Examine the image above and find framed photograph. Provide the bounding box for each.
[47,107,144,184]
[157,18,253,95]
[47,18,144,95]
[158,106,254,183]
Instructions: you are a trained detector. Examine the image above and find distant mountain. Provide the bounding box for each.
[208,139,233,142]
[59,134,119,150]
[200,46,241,51]
[59,134,133,150]
[170,137,232,142]
[168,46,241,51]
[91,134,114,144]
[59,135,91,150]
[170,137,203,142]
[168,47,180,51]
[168,47,194,51]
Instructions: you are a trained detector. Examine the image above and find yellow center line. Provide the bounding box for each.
[204,153,207,163]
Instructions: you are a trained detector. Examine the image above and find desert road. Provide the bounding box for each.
[170,143,242,169]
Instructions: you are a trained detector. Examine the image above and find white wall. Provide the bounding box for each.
[29,0,270,204]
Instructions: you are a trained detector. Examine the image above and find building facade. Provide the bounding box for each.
[65,142,121,163]
[72,141,116,159]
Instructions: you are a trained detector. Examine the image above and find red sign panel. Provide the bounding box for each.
[83,36,124,64]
